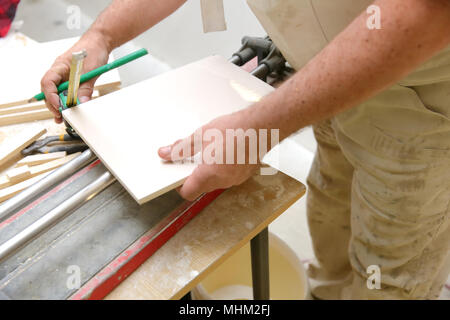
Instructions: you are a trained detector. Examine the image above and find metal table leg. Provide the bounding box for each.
[250,227,270,300]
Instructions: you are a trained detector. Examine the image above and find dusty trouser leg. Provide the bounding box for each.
[306,119,355,299]
[334,83,450,299]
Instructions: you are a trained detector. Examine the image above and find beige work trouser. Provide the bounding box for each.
[205,0,450,299]
[307,82,450,299]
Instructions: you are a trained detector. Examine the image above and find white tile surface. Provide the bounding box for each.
[63,56,275,204]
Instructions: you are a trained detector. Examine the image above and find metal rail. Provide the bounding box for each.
[0,170,115,262]
[0,149,96,221]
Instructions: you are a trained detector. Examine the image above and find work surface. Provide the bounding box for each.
[63,55,275,205]
[105,171,306,300]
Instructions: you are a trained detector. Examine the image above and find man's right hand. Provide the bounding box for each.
[40,31,111,123]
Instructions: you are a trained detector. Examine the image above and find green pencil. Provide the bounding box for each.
[29,48,148,103]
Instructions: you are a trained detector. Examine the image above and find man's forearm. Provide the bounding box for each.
[249,0,450,141]
[86,0,186,51]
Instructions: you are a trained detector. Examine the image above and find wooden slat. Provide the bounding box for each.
[0,109,53,126]
[6,165,31,183]
[29,152,80,176]
[0,172,51,203]
[0,175,10,189]
[0,153,79,190]
[0,127,46,171]
[16,151,67,167]
[0,102,46,116]
[0,99,30,110]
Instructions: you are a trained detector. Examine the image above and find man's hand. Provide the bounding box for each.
[158,111,264,201]
[40,31,111,123]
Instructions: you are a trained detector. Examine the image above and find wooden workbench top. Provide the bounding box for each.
[105,171,305,300]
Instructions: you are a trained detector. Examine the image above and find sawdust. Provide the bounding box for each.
[244,222,254,230]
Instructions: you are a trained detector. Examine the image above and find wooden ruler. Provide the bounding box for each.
[66,50,87,106]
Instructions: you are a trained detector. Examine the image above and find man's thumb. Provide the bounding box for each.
[77,81,95,103]
[158,134,200,162]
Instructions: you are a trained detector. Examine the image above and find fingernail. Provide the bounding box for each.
[79,96,90,103]
[159,145,172,157]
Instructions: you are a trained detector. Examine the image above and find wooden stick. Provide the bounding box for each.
[0,102,46,116]
[0,175,10,189]
[15,151,67,167]
[0,109,53,126]
[0,153,80,192]
[6,165,31,183]
[0,172,51,203]
[29,152,80,176]
[0,99,31,110]
[0,127,46,171]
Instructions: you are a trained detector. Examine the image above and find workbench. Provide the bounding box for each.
[106,171,305,300]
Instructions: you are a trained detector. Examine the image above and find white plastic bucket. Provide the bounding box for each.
[191,232,308,300]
